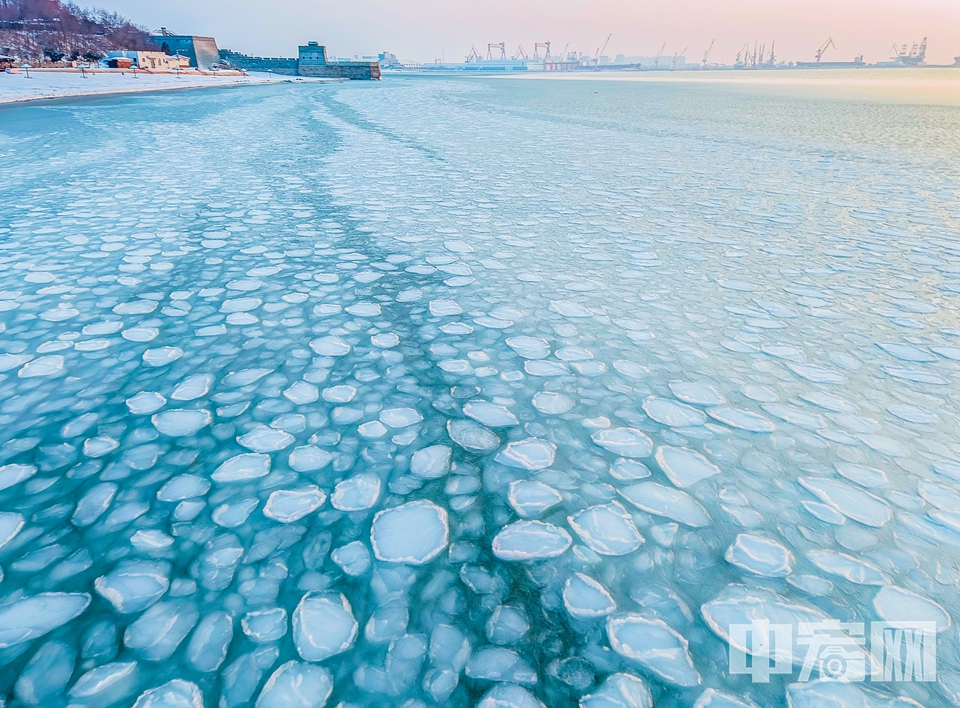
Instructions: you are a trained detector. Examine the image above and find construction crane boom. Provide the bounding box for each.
[595,33,612,62]
[815,37,836,63]
[672,47,687,70]
[701,39,715,68]
[654,42,666,67]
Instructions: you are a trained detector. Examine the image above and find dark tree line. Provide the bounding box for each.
[0,0,156,60]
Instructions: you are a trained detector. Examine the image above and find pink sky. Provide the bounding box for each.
[101,0,960,64]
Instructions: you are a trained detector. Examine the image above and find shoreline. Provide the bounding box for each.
[0,70,333,106]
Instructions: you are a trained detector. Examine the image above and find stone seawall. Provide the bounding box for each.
[220,51,299,76]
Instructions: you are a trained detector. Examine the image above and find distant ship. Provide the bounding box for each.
[794,38,865,69]
[796,56,865,69]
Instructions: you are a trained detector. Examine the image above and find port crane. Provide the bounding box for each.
[533,42,551,60]
[513,45,529,60]
[768,40,776,66]
[654,43,666,68]
[701,39,715,68]
[467,45,482,63]
[814,37,836,63]
[594,33,612,65]
[487,42,506,60]
[672,47,687,70]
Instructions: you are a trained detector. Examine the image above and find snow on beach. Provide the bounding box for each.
[0,68,309,105]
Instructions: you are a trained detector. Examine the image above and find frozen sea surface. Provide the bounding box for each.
[0,75,959,706]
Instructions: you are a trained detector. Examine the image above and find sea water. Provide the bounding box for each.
[0,73,959,707]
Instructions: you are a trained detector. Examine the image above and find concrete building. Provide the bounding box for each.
[107,51,190,70]
[152,29,221,70]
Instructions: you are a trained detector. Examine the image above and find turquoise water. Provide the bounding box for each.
[0,75,960,706]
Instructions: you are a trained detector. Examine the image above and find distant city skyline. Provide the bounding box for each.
[96,0,960,65]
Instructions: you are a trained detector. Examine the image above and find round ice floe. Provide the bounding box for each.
[223,368,272,387]
[330,541,371,577]
[371,332,400,348]
[429,299,463,316]
[702,585,866,669]
[568,502,644,556]
[69,661,138,703]
[806,549,889,585]
[256,661,333,708]
[288,445,333,472]
[114,300,158,315]
[619,482,711,527]
[142,347,183,367]
[357,421,387,438]
[241,607,288,643]
[705,407,776,433]
[18,355,65,378]
[642,397,706,427]
[309,336,351,356]
[152,409,211,437]
[345,302,381,317]
[157,475,211,502]
[835,463,888,489]
[237,425,295,452]
[581,673,652,708]
[371,500,448,564]
[609,459,652,481]
[655,446,721,488]
[799,478,891,527]
[293,593,358,662]
[591,428,653,459]
[466,647,537,684]
[264,486,326,523]
[411,445,452,479]
[212,453,271,483]
[0,464,37,492]
[171,374,214,401]
[613,360,648,379]
[725,534,793,577]
[872,586,951,631]
[331,473,381,512]
[669,381,725,406]
[524,360,567,377]
[212,499,258,528]
[322,385,356,403]
[532,391,574,415]
[0,592,91,649]
[380,407,423,428]
[283,381,320,405]
[607,614,700,687]
[0,512,25,551]
[563,573,616,619]
[463,400,519,427]
[131,679,202,708]
[123,327,160,342]
[550,300,593,317]
[496,438,557,470]
[477,684,545,708]
[508,480,563,518]
[492,520,572,561]
[505,336,551,359]
[95,561,169,614]
[448,419,501,453]
[126,392,166,415]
